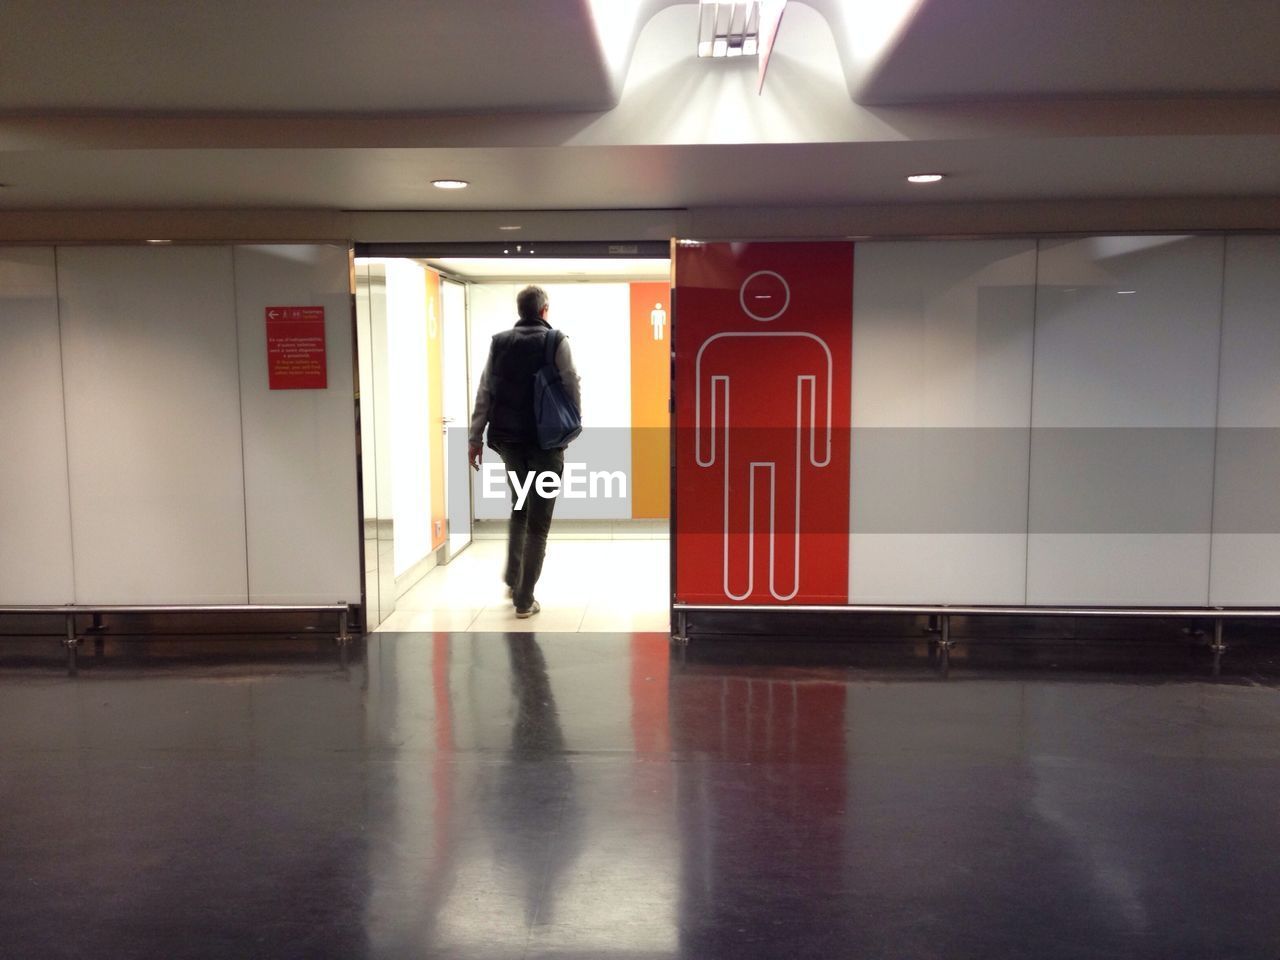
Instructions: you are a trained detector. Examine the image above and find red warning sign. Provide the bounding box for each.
[265,306,327,390]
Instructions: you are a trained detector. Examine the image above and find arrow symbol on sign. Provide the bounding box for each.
[268,309,280,319]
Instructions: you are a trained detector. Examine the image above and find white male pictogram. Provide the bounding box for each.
[695,270,832,600]
[650,302,667,340]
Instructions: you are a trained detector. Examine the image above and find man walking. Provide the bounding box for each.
[468,286,582,618]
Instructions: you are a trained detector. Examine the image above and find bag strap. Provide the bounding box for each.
[543,328,562,367]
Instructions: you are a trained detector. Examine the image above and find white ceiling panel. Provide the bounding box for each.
[855,0,1280,104]
[0,0,622,113]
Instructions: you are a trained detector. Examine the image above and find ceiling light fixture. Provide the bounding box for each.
[698,0,760,58]
[498,225,522,231]
[145,239,173,244]
[431,179,469,190]
[906,173,945,183]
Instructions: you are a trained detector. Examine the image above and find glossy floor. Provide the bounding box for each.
[2,634,1280,959]
[381,538,670,633]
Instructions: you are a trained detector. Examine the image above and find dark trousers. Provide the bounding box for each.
[493,442,564,609]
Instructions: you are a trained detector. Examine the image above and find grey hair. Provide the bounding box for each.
[516,285,549,320]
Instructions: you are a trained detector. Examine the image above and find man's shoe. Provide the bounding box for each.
[515,600,541,619]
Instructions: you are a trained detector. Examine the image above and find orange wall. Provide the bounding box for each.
[629,282,670,519]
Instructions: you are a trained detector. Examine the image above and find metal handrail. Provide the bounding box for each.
[672,603,1280,619]
[0,604,349,614]
[0,603,353,676]
[670,602,1280,654]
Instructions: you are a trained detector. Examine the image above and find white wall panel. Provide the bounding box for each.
[1210,236,1280,605]
[1027,236,1223,605]
[466,283,513,522]
[468,281,632,520]
[849,240,1036,603]
[385,260,433,576]
[545,283,632,429]
[466,282,517,393]
[355,268,378,522]
[0,247,75,603]
[58,246,248,603]
[234,244,361,604]
[441,278,473,556]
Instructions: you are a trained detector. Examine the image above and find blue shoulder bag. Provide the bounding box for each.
[534,329,582,450]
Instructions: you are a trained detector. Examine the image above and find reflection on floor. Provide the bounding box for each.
[379,538,670,633]
[3,634,1280,959]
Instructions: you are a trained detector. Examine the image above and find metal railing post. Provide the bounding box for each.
[1211,617,1226,654]
[337,606,351,669]
[673,608,689,645]
[64,613,78,677]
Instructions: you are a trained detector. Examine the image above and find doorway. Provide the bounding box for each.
[355,259,472,629]
[355,245,672,633]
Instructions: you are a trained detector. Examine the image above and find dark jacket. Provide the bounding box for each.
[469,318,582,448]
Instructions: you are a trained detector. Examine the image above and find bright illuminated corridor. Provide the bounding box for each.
[377,533,671,634]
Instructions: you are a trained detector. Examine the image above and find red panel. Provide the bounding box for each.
[265,305,327,390]
[674,242,852,604]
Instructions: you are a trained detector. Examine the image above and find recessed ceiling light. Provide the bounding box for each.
[906,173,944,183]
[498,225,522,231]
[1117,289,1137,295]
[431,179,469,190]
[145,239,173,244]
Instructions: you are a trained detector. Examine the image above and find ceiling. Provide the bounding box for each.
[0,0,625,113]
[1,0,1278,214]
[3,137,1279,210]
[853,0,1280,103]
